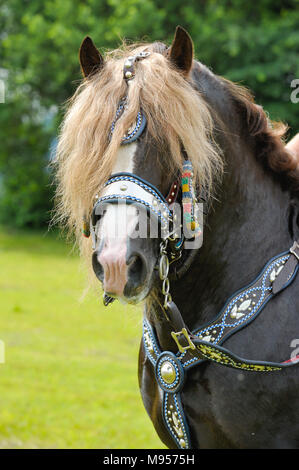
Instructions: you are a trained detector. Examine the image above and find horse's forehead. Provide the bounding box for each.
[112,143,137,174]
[110,135,165,195]
[111,139,161,184]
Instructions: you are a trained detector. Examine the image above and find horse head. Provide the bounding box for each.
[57,27,222,305]
[55,22,299,311]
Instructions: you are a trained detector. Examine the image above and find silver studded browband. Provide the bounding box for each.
[91,173,173,249]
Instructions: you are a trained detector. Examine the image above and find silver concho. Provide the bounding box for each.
[155,352,185,393]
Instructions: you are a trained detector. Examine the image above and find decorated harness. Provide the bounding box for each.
[86,52,299,449]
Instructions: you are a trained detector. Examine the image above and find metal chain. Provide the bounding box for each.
[159,239,172,308]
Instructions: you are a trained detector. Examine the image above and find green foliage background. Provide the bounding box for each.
[0,0,299,227]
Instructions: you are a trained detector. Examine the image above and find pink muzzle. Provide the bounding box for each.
[98,238,128,297]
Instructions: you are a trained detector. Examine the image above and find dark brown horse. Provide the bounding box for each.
[56,26,299,449]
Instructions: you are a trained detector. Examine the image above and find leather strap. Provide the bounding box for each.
[190,337,299,371]
[165,179,180,205]
[166,246,299,370]
[272,241,299,294]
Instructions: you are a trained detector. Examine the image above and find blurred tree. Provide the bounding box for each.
[0,0,298,227]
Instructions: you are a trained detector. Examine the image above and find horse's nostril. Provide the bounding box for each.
[129,255,142,275]
[92,252,104,281]
[127,254,146,286]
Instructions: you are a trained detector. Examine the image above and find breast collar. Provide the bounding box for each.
[143,240,299,449]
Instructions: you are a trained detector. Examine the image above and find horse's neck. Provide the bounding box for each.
[148,141,293,349]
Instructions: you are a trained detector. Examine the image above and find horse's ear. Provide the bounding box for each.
[79,36,104,78]
[168,26,194,76]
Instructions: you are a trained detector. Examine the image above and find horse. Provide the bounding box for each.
[54,26,299,449]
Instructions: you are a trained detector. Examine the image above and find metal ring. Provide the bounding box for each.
[160,240,168,254]
[159,254,169,280]
[162,278,170,296]
[163,293,172,308]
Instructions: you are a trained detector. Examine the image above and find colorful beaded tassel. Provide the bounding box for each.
[82,217,90,238]
[181,160,201,237]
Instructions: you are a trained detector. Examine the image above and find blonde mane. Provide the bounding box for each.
[53,42,223,255]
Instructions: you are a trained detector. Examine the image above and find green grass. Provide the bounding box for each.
[0,227,164,449]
